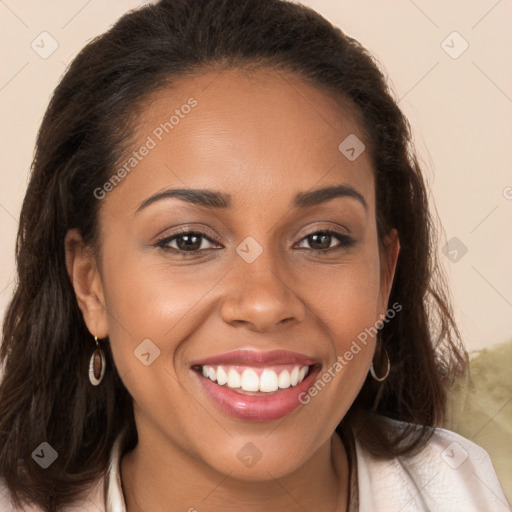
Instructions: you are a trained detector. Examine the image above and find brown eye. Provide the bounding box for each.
[296,230,355,252]
[173,233,203,251]
[155,230,221,254]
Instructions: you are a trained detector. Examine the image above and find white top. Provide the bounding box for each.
[0,425,509,511]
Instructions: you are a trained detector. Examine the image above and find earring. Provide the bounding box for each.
[369,346,390,382]
[89,335,106,386]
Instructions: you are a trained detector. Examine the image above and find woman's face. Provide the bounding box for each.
[70,68,399,480]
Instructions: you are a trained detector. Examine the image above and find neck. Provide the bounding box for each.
[120,428,349,512]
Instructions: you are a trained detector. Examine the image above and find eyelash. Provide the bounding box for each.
[154,227,356,256]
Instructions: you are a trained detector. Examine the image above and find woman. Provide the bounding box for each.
[0,0,508,510]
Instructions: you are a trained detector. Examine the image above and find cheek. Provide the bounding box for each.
[304,245,382,384]
[306,245,383,339]
[297,261,382,425]
[99,243,228,391]
[100,218,212,325]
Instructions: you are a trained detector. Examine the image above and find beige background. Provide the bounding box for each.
[1,0,511,500]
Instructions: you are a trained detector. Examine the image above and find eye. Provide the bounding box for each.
[295,229,356,253]
[155,229,221,255]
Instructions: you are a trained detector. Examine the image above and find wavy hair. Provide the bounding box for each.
[0,0,466,509]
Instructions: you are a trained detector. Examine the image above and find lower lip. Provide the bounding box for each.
[195,366,320,421]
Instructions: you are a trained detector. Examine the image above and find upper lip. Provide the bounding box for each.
[190,349,318,367]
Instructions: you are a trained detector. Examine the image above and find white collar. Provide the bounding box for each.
[105,427,128,511]
[99,423,508,512]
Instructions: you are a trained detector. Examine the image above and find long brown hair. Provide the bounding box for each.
[0,0,466,510]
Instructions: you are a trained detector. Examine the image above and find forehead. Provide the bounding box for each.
[107,67,375,215]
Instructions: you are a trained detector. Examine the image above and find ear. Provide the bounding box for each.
[64,229,109,339]
[377,228,400,318]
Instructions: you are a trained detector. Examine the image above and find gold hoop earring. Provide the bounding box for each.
[89,335,106,386]
[369,347,390,382]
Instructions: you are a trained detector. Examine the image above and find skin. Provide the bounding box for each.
[65,68,400,511]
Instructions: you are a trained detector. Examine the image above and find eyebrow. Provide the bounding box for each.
[136,184,368,213]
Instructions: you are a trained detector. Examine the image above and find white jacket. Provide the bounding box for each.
[0,425,509,511]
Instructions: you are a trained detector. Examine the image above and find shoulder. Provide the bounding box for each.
[0,476,106,512]
[355,419,510,512]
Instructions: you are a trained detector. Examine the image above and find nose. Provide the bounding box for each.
[220,248,306,333]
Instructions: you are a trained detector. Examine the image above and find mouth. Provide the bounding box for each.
[190,350,321,421]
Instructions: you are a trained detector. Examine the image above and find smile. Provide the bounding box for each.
[191,350,321,421]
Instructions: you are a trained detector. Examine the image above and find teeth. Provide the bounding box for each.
[216,366,228,385]
[241,369,259,391]
[201,364,309,393]
[260,369,279,392]
[278,369,291,389]
[290,366,300,386]
[227,368,241,388]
